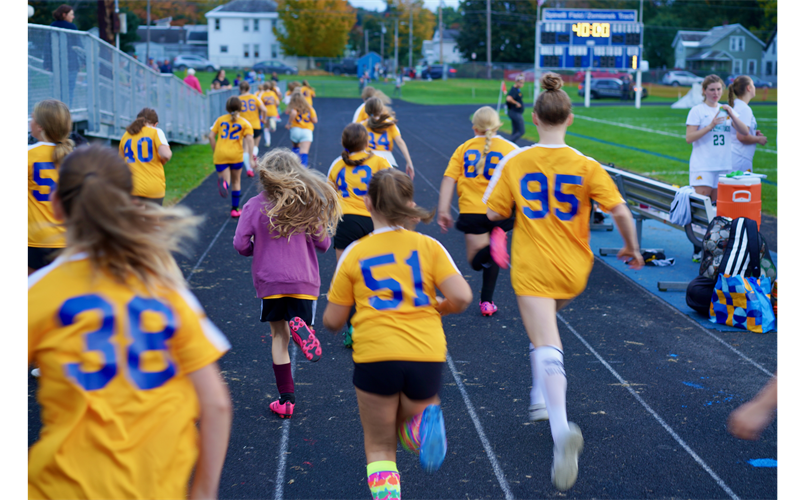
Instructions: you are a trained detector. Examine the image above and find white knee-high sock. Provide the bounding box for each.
[529,343,545,406]
[243,152,250,169]
[536,345,570,442]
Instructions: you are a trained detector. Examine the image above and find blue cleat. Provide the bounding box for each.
[419,404,447,473]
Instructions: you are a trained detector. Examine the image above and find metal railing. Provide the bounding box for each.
[28,25,237,145]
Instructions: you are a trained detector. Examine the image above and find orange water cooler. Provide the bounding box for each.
[717,173,762,229]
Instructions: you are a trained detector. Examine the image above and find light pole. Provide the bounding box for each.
[114,0,120,50]
[381,23,386,65]
[146,0,151,64]
[486,0,491,79]
[409,6,413,70]
[395,19,399,75]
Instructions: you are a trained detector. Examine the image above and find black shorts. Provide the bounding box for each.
[135,196,164,206]
[253,128,263,140]
[28,247,61,271]
[334,214,374,250]
[260,296,315,325]
[455,213,515,235]
[353,361,444,400]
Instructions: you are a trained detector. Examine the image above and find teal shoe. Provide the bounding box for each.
[343,325,354,348]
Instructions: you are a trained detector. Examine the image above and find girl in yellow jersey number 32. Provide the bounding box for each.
[483,73,643,492]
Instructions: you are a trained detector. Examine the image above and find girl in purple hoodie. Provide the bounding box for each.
[234,148,342,419]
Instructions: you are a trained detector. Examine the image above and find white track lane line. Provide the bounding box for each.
[274,345,298,500]
[557,313,741,500]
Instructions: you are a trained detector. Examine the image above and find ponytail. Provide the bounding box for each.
[480,128,495,167]
[368,169,434,227]
[471,106,502,169]
[33,99,74,166]
[225,96,241,124]
[341,123,373,166]
[728,75,752,108]
[126,108,159,136]
[728,83,736,108]
[341,149,374,167]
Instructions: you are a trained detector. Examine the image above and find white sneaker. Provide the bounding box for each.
[529,403,548,422]
[31,368,41,377]
[551,422,584,491]
[253,146,259,156]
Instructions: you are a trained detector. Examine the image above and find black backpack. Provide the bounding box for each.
[698,216,776,282]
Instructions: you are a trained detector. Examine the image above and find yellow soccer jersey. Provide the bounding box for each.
[483,144,624,298]
[28,142,66,248]
[362,119,400,153]
[444,135,518,214]
[328,227,460,363]
[301,85,316,105]
[327,151,393,217]
[211,115,254,165]
[291,107,317,131]
[353,103,369,123]
[28,253,230,500]
[238,93,263,130]
[260,91,280,117]
[119,125,168,198]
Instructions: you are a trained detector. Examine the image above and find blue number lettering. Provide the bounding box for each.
[230,124,242,141]
[137,137,154,163]
[353,166,372,196]
[220,122,230,139]
[60,295,117,391]
[127,297,177,390]
[32,162,57,202]
[554,174,582,221]
[405,251,430,307]
[122,139,135,163]
[368,132,377,149]
[248,99,257,111]
[240,100,247,112]
[520,173,550,219]
[483,152,504,181]
[377,132,390,150]
[360,254,403,310]
[336,168,349,197]
[463,149,480,178]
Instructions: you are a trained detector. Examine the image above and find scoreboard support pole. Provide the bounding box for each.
[635,70,642,109]
[584,70,591,108]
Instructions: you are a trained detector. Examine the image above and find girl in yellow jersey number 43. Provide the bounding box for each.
[28,146,232,500]
[483,73,643,493]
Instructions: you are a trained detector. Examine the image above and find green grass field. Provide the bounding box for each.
[164,144,215,206]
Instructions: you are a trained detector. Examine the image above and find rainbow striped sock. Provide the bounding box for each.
[367,461,400,500]
[397,412,422,454]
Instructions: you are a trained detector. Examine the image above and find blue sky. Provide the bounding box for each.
[347,0,461,13]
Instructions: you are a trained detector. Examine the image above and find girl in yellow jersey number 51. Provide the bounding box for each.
[483,73,643,492]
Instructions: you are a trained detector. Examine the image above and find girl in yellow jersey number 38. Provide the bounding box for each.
[483,73,643,492]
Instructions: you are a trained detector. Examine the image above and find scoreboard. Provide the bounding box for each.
[537,9,642,70]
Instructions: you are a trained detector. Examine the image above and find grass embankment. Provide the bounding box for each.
[164,144,215,206]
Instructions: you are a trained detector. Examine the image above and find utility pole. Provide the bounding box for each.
[365,28,369,55]
[409,6,413,70]
[114,0,120,50]
[381,23,385,64]
[438,1,443,65]
[486,0,491,79]
[146,0,151,63]
[533,0,542,104]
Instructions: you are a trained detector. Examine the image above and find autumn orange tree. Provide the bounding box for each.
[274,0,356,59]
[383,0,435,66]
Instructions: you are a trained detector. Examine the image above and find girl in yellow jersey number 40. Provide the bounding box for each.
[28,145,232,500]
[483,73,643,492]
[119,108,172,206]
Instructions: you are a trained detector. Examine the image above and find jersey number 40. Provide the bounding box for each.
[123,137,154,163]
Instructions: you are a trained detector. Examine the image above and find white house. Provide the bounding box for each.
[205,0,292,68]
[421,29,465,65]
[762,27,777,84]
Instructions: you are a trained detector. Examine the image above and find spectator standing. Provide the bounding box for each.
[271,72,279,83]
[212,69,231,90]
[50,4,77,30]
[233,74,242,86]
[49,5,79,107]
[620,74,633,101]
[728,75,768,173]
[159,59,173,74]
[506,75,526,143]
[147,58,160,73]
[184,68,202,94]
[394,69,403,98]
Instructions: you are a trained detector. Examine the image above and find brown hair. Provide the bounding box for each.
[361,86,377,101]
[701,74,724,98]
[341,123,373,166]
[52,4,73,22]
[289,90,311,116]
[533,72,572,126]
[728,75,752,107]
[225,96,241,124]
[126,108,159,135]
[472,106,502,166]
[55,145,202,291]
[368,169,434,227]
[257,148,342,239]
[287,81,301,94]
[33,99,74,166]
[365,97,397,132]
[239,80,251,93]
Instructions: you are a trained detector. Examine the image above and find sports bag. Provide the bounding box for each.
[699,216,776,281]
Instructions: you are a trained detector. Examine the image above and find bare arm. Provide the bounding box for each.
[728,373,777,440]
[737,130,768,146]
[686,124,714,144]
[244,135,255,163]
[286,109,297,129]
[609,203,644,269]
[437,176,457,233]
[208,131,217,152]
[158,144,172,164]
[722,105,750,136]
[394,136,415,180]
[323,303,351,332]
[311,114,319,124]
[188,363,232,500]
[435,274,473,316]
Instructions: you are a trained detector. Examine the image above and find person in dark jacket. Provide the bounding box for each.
[506,75,526,143]
[49,5,80,107]
[50,4,77,30]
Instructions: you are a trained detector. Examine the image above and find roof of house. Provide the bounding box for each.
[765,27,777,52]
[673,24,765,50]
[687,49,733,62]
[433,28,459,42]
[206,0,277,16]
[136,26,186,44]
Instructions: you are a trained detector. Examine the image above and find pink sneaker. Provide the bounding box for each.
[490,227,510,269]
[230,208,241,218]
[289,317,322,362]
[269,399,294,419]
[217,178,229,198]
[480,301,498,316]
[246,168,255,178]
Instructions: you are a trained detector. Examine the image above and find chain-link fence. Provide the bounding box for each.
[28,25,237,145]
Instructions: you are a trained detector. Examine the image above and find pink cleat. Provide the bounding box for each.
[490,227,510,269]
[480,301,498,316]
[246,167,255,178]
[230,208,242,218]
[289,317,322,362]
[217,178,229,197]
[269,399,294,419]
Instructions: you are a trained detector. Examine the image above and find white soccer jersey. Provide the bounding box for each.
[730,99,758,172]
[686,103,733,172]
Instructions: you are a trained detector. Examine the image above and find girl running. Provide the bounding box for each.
[437,106,517,316]
[323,168,472,500]
[28,99,73,274]
[361,97,415,179]
[260,82,281,138]
[728,75,768,173]
[353,86,392,123]
[239,81,268,177]
[28,145,232,500]
[301,80,316,106]
[483,73,644,492]
[284,81,301,105]
[327,123,394,345]
[233,148,341,419]
[286,90,318,167]
[119,108,172,206]
[209,95,256,218]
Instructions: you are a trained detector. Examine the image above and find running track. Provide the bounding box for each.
[27,98,777,499]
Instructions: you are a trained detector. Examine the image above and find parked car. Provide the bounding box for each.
[573,70,630,82]
[424,64,457,79]
[172,55,219,72]
[661,70,704,86]
[252,60,298,75]
[578,78,648,100]
[326,58,358,76]
[726,74,774,88]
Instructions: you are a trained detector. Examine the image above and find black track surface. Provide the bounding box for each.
[28,98,777,499]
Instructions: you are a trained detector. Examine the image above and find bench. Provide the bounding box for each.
[598,164,717,291]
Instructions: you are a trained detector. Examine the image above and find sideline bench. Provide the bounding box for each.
[598,164,717,291]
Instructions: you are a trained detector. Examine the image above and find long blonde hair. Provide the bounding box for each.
[55,145,203,292]
[472,106,502,166]
[289,90,311,116]
[257,148,342,239]
[33,99,74,165]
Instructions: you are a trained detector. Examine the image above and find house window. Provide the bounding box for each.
[732,58,742,74]
[254,19,259,32]
[244,44,250,58]
[220,45,228,53]
[271,44,279,59]
[272,19,278,30]
[214,19,220,31]
[747,59,756,75]
[766,61,773,76]
[243,19,249,32]
[729,36,745,52]
[254,44,260,59]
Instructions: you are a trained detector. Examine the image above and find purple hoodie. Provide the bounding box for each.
[233,192,331,298]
